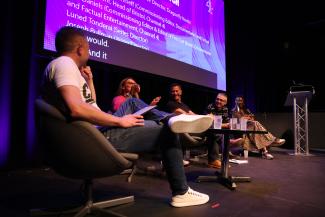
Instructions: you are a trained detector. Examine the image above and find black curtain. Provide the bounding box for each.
[1,1,37,169]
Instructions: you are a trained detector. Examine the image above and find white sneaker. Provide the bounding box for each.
[271,138,286,147]
[183,159,190,167]
[170,188,209,207]
[168,114,213,133]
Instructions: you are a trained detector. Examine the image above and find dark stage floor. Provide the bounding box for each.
[1,148,325,217]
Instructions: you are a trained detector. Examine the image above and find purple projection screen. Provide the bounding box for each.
[43,0,226,90]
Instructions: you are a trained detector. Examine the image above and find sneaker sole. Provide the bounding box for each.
[270,139,286,147]
[169,116,213,133]
[271,141,285,147]
[170,197,209,207]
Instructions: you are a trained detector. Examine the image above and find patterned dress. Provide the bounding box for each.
[231,108,277,150]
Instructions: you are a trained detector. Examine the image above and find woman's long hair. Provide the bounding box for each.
[116,77,134,96]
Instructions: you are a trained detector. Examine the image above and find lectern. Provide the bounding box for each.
[285,85,315,155]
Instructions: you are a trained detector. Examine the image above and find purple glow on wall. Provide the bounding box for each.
[26,56,37,159]
[26,4,40,160]
[0,51,11,166]
[26,74,36,159]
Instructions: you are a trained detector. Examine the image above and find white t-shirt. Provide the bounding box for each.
[41,56,100,114]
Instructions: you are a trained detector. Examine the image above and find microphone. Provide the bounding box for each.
[235,102,240,112]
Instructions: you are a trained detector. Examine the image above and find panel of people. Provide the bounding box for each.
[42,26,286,209]
[165,84,285,161]
[111,80,286,168]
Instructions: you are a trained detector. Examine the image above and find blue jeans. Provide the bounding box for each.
[206,132,223,162]
[113,98,170,122]
[101,98,188,195]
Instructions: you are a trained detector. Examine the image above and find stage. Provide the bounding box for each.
[1,148,325,217]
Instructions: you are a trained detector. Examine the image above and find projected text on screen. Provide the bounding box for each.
[44,0,226,90]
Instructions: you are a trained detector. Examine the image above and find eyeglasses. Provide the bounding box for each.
[216,98,226,102]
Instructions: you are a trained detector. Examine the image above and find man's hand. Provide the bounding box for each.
[222,122,230,129]
[150,96,161,106]
[133,84,141,93]
[119,114,144,128]
[80,66,93,81]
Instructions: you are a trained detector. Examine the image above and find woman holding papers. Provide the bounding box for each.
[112,77,161,113]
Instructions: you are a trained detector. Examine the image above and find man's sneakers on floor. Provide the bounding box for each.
[168,114,213,133]
[207,159,221,169]
[170,188,209,207]
[270,138,286,147]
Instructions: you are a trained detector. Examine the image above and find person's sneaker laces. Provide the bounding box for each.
[168,114,213,133]
[170,188,209,207]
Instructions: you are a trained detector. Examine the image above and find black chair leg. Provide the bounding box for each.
[30,179,134,217]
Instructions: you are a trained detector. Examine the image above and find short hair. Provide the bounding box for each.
[55,26,85,54]
[217,92,227,99]
[235,95,244,100]
[169,83,182,91]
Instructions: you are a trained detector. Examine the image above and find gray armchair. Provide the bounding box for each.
[31,99,138,217]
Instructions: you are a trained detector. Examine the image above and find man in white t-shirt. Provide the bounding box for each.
[41,26,212,207]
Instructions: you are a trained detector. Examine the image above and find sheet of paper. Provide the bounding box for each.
[133,105,157,115]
